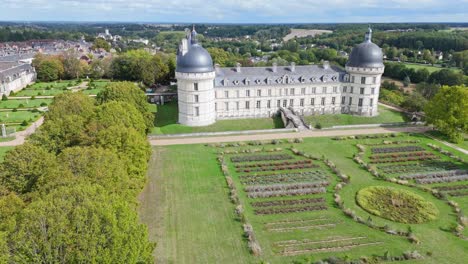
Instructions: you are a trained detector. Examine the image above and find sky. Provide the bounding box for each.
[1,0,467,23]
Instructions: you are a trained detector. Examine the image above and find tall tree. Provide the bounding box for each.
[425,85,468,143]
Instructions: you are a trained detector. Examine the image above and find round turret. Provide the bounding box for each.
[346,28,383,68]
[176,44,214,73]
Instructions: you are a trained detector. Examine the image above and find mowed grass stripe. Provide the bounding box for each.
[139,145,253,264]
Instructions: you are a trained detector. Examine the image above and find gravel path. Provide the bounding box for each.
[149,126,431,146]
[0,117,44,147]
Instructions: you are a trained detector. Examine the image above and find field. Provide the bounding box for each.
[303,105,407,128]
[151,102,284,135]
[401,63,461,73]
[141,133,468,263]
[283,29,333,42]
[0,98,52,109]
[9,79,110,98]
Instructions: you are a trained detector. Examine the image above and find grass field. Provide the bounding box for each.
[151,102,284,134]
[0,111,41,123]
[0,147,13,161]
[0,99,52,109]
[402,63,461,73]
[425,130,468,150]
[304,105,407,128]
[141,133,468,263]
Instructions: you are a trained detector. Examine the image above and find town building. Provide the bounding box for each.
[176,27,384,127]
[0,54,36,97]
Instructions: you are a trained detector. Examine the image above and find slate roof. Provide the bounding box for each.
[214,64,345,88]
[0,62,34,82]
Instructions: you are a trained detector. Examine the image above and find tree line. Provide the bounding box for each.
[33,50,175,86]
[383,62,467,86]
[0,82,155,262]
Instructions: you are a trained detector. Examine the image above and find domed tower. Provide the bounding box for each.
[344,27,384,116]
[176,26,216,126]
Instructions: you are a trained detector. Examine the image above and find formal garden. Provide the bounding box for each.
[142,133,468,264]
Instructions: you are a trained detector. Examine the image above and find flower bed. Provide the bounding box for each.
[416,174,468,184]
[230,154,293,163]
[235,160,311,169]
[356,186,439,224]
[371,146,425,154]
[251,197,325,207]
[434,184,468,192]
[237,163,319,173]
[370,151,435,160]
[247,186,326,199]
[400,169,467,180]
[445,191,468,197]
[254,204,327,215]
[369,155,438,164]
[378,162,459,174]
[240,170,328,185]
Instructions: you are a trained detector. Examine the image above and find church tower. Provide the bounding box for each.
[176,26,216,126]
[344,27,385,116]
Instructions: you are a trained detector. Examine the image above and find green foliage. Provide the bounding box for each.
[415,82,440,100]
[0,143,59,194]
[46,92,96,121]
[425,85,468,143]
[32,53,64,82]
[92,101,146,135]
[401,92,427,112]
[379,89,405,106]
[97,82,153,131]
[92,38,111,52]
[356,186,439,224]
[1,95,7,101]
[10,184,154,263]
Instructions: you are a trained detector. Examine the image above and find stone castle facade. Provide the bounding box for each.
[176,27,384,127]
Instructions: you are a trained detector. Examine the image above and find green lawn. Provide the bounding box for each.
[0,111,41,123]
[0,99,52,109]
[151,102,284,135]
[402,63,461,73]
[0,147,13,161]
[304,105,407,128]
[425,130,468,151]
[13,89,69,97]
[141,134,468,263]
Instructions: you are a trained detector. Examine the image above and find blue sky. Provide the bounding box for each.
[1,0,467,23]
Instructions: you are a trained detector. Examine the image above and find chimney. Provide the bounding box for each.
[272,62,277,73]
[290,62,296,72]
[322,60,330,69]
[236,62,241,73]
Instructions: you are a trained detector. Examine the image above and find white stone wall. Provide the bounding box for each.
[176,71,216,126]
[0,71,36,97]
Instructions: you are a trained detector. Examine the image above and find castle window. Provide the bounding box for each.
[358,98,363,107]
[360,87,365,94]
[285,89,289,96]
[341,96,345,104]
[277,100,281,107]
[225,102,229,111]
[236,90,240,98]
[236,101,239,110]
[283,100,287,107]
[350,87,354,93]
[290,99,294,106]
[301,88,306,95]
[373,77,377,84]
[351,76,355,83]
[361,77,366,84]
[267,100,271,108]
[194,83,199,91]
[333,86,338,93]
[225,91,229,98]
[349,97,353,105]
[246,90,250,97]
[195,107,199,116]
[194,95,199,103]
[215,103,218,111]
[371,88,375,94]
[332,97,336,105]
[311,98,315,105]
[321,97,325,106]
[257,89,261,96]
[256,101,261,109]
[322,87,327,93]
[343,86,347,93]
[245,101,250,109]
[370,98,374,107]
[300,98,304,107]
[291,88,295,95]
[312,87,316,94]
[268,89,272,96]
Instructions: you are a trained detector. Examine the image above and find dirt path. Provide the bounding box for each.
[0,117,44,147]
[149,126,431,146]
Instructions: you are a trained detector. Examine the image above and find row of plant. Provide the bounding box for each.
[219,147,283,155]
[399,169,468,180]
[210,138,304,148]
[254,204,327,215]
[445,190,468,197]
[427,143,465,162]
[278,240,384,256]
[237,163,319,173]
[434,184,468,191]
[234,159,312,169]
[217,154,262,256]
[274,236,367,247]
[369,154,438,164]
[378,161,459,174]
[371,145,425,154]
[266,222,337,232]
[251,197,325,207]
[245,182,329,192]
[246,186,326,198]
[239,170,328,185]
[332,133,399,141]
[370,151,435,160]
[416,174,468,184]
[230,154,293,163]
